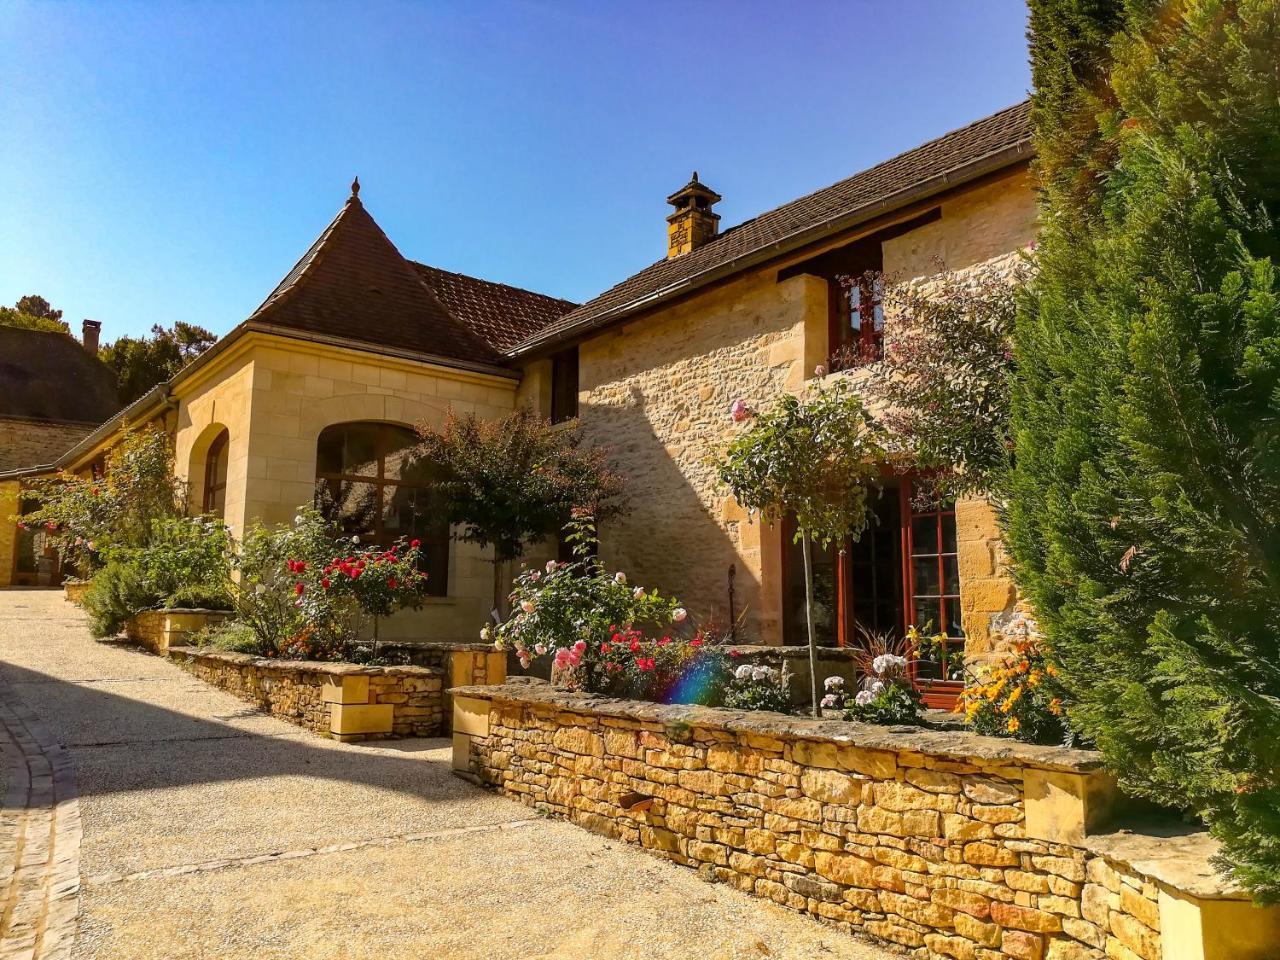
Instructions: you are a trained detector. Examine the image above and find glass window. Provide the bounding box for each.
[314,422,449,597]
[202,430,229,517]
[551,348,579,424]
[908,499,963,684]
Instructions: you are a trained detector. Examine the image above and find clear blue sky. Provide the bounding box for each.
[0,1,1031,343]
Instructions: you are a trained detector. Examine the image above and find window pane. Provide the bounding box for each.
[317,424,380,477]
[912,557,939,597]
[942,598,963,638]
[941,511,957,553]
[316,479,379,538]
[912,598,941,634]
[911,515,938,555]
[942,555,960,595]
[784,535,838,646]
[419,540,450,597]
[383,433,426,485]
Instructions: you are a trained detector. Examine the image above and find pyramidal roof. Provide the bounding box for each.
[248,183,512,367]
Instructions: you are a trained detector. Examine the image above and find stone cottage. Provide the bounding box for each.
[0,101,1036,700]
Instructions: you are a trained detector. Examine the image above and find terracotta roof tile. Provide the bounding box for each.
[512,100,1032,354]
[248,195,504,366]
[410,263,576,352]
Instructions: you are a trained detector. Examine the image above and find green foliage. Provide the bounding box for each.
[879,264,1029,500]
[413,407,628,609]
[841,652,922,726]
[193,621,261,654]
[0,295,69,334]
[82,559,156,638]
[717,379,883,548]
[956,639,1073,746]
[20,425,184,571]
[99,321,217,405]
[1009,0,1280,900]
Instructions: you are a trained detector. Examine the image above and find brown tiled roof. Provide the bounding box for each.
[512,100,1033,355]
[410,263,576,352]
[0,327,121,424]
[248,194,504,366]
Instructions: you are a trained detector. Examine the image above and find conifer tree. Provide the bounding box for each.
[1008,0,1280,899]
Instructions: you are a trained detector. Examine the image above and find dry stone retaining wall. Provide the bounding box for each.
[452,685,1275,960]
[168,647,444,740]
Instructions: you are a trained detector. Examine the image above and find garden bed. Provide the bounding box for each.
[168,646,445,741]
[451,684,1279,960]
[124,607,232,655]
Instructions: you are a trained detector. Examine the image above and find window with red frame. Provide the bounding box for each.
[780,480,964,708]
[828,273,885,368]
[202,429,229,517]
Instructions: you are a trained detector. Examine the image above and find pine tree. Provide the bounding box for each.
[1008,0,1280,900]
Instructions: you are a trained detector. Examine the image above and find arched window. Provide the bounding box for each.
[202,429,230,517]
[314,422,448,596]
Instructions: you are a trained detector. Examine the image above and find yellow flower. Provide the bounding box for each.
[1007,717,1020,733]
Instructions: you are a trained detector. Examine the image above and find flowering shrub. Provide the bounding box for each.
[843,653,922,726]
[20,425,184,572]
[956,639,1072,745]
[233,507,430,661]
[723,662,792,713]
[490,517,688,690]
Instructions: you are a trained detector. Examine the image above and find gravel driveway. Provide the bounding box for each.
[0,589,894,960]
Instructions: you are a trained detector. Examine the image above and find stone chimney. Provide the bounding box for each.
[81,319,101,354]
[666,172,721,258]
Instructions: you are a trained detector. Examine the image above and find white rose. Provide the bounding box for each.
[633,586,645,599]
[480,626,491,641]
[672,608,688,623]
[351,535,360,544]
[734,664,753,681]
[614,572,627,584]
[545,560,557,573]
[520,599,536,613]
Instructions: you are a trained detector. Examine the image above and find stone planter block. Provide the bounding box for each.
[329,703,393,738]
[452,732,474,773]
[1158,889,1280,960]
[322,675,370,705]
[452,696,490,737]
[1024,767,1118,845]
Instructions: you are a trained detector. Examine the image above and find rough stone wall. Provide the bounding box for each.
[460,690,1166,960]
[575,269,826,643]
[169,647,445,738]
[0,418,96,473]
[123,609,230,655]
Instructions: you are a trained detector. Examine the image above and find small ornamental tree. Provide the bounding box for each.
[412,407,628,616]
[20,425,184,571]
[717,379,885,715]
[878,261,1029,501]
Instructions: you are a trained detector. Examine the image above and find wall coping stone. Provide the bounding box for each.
[168,646,444,679]
[452,682,1107,774]
[156,607,235,615]
[1081,825,1246,901]
[380,640,500,654]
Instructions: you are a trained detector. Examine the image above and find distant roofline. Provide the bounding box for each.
[506,100,1034,358]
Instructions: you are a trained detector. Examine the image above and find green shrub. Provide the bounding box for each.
[82,560,160,638]
[1010,0,1280,899]
[193,621,261,654]
[722,662,791,713]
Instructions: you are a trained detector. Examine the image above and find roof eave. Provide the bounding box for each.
[506,140,1033,359]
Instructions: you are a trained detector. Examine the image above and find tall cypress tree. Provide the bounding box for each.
[1008,0,1280,899]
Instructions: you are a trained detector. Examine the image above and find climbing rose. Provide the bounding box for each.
[520,599,536,613]
[730,399,751,422]
[614,572,627,584]
[633,586,644,599]
[672,608,688,623]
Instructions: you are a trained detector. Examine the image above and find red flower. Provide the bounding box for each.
[689,638,704,647]
[321,577,331,589]
[729,649,740,658]
[387,577,398,589]
[294,583,304,596]
[45,522,56,531]
[410,539,421,549]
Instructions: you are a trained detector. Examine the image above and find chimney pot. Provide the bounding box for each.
[82,319,101,354]
[666,174,721,259]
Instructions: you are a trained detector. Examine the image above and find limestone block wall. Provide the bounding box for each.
[0,418,96,473]
[168,647,445,739]
[0,480,19,588]
[452,685,1278,960]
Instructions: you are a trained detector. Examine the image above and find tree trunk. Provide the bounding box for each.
[801,530,819,718]
[492,557,504,625]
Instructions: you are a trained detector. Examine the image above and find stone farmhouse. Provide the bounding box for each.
[0,101,1035,705]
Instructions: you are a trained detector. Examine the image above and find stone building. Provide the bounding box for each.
[0,102,1036,701]
[0,322,120,584]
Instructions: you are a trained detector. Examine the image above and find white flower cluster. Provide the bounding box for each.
[854,690,876,706]
[871,654,908,676]
[734,663,777,683]
[824,675,845,691]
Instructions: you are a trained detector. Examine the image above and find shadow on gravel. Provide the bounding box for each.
[0,660,479,803]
